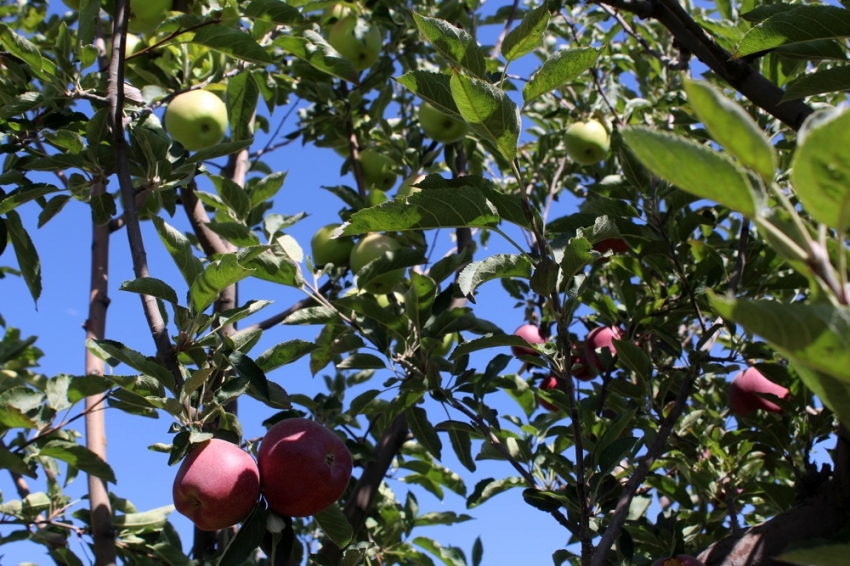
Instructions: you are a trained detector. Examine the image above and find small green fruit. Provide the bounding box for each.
[564,120,610,165]
[165,90,229,151]
[418,102,468,144]
[358,149,397,191]
[311,224,354,267]
[433,333,457,357]
[397,174,426,198]
[327,16,382,71]
[350,233,405,294]
[127,0,173,34]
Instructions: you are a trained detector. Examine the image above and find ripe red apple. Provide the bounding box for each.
[172,438,261,531]
[538,375,560,412]
[584,326,623,372]
[570,353,594,381]
[511,324,546,357]
[652,556,705,566]
[593,238,629,254]
[729,367,789,416]
[258,418,353,517]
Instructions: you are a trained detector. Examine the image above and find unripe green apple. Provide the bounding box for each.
[433,332,457,357]
[311,224,354,267]
[397,173,426,198]
[358,149,397,191]
[327,16,382,71]
[127,0,173,34]
[564,119,610,165]
[418,102,468,144]
[322,2,354,24]
[165,90,229,151]
[350,233,405,294]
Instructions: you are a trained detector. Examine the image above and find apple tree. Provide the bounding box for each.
[0,0,849,565]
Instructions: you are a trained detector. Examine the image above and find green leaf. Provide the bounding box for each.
[37,195,71,228]
[406,406,443,460]
[217,299,273,329]
[89,192,116,227]
[684,80,777,181]
[451,72,521,163]
[450,334,534,359]
[735,6,850,58]
[472,537,483,566]
[282,306,339,325]
[337,353,387,370]
[621,127,757,217]
[502,5,550,62]
[113,505,174,532]
[229,351,270,401]
[242,0,303,24]
[611,340,653,381]
[522,488,561,512]
[447,426,476,472]
[783,66,850,102]
[314,504,353,547]
[593,408,638,470]
[40,440,116,483]
[457,254,533,298]
[5,211,41,305]
[790,108,850,231]
[396,71,461,120]
[152,216,204,288]
[119,278,179,305]
[414,511,474,527]
[340,187,499,235]
[88,339,175,393]
[776,40,847,61]
[0,447,34,477]
[186,139,254,164]
[250,172,287,208]
[413,537,466,566]
[276,32,359,84]
[428,247,472,285]
[0,23,51,82]
[710,295,850,384]
[189,25,272,64]
[523,47,602,105]
[466,476,524,508]
[741,4,796,24]
[0,184,61,215]
[254,339,317,373]
[190,254,255,314]
[226,71,259,144]
[217,504,267,566]
[350,249,424,296]
[412,12,487,79]
[243,251,302,288]
[793,363,850,427]
[777,542,850,566]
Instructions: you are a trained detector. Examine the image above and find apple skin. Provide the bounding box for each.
[652,556,705,566]
[127,0,173,34]
[584,326,623,372]
[327,16,382,71]
[570,354,595,381]
[165,90,229,151]
[358,150,397,192]
[172,438,261,532]
[311,224,354,267]
[419,102,469,144]
[397,173,426,198]
[593,238,629,254]
[565,120,610,165]
[729,367,789,416]
[433,332,457,357]
[349,233,405,294]
[511,324,546,357]
[538,375,560,412]
[258,418,353,517]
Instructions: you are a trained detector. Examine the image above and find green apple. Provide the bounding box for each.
[322,2,354,24]
[127,0,172,33]
[367,189,387,207]
[564,119,610,165]
[419,102,468,144]
[358,149,397,191]
[397,173,426,198]
[62,0,80,9]
[433,332,457,357]
[165,90,229,151]
[311,224,354,267]
[350,233,405,294]
[327,16,382,72]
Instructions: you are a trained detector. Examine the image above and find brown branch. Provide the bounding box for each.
[601,5,690,70]
[593,0,813,130]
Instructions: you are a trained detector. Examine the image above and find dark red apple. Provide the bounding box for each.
[593,238,629,254]
[729,367,789,416]
[172,438,261,531]
[584,326,623,372]
[570,353,594,381]
[511,324,546,357]
[652,556,705,566]
[538,375,560,412]
[258,418,353,517]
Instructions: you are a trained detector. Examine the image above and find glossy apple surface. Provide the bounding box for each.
[165,90,229,151]
[538,375,560,412]
[729,367,789,416]
[311,224,354,267]
[565,120,610,165]
[172,438,260,531]
[358,149,397,191]
[327,16,382,71]
[258,418,353,517]
[349,233,405,294]
[511,324,546,357]
[419,102,468,144]
[584,326,622,372]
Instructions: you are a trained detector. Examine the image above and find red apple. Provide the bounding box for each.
[593,238,629,254]
[538,375,560,412]
[172,438,261,531]
[729,367,789,416]
[570,353,594,381]
[511,324,546,357]
[652,556,705,566]
[584,326,623,372]
[258,418,353,517]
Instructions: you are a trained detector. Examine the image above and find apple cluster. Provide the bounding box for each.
[172,418,352,530]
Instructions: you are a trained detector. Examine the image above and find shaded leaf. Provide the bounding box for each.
[40,440,116,483]
[314,504,353,548]
[735,6,850,58]
[451,73,521,163]
[458,254,533,298]
[119,278,179,305]
[412,13,487,79]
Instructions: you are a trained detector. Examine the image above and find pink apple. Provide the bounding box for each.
[172,438,261,531]
[538,375,560,412]
[511,324,546,357]
[258,418,353,517]
[584,326,623,372]
[570,353,594,381]
[729,367,789,416]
